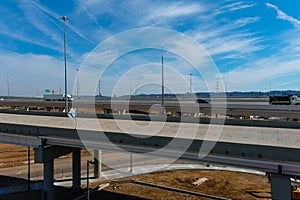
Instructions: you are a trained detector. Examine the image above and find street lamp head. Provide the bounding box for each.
[60,16,69,21]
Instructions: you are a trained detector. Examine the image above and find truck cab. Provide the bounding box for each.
[290,95,300,105]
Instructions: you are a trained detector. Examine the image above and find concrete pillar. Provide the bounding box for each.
[43,159,54,200]
[72,149,81,189]
[174,112,181,117]
[271,173,291,200]
[35,145,76,200]
[93,150,102,178]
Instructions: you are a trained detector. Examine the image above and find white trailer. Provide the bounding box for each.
[43,94,73,101]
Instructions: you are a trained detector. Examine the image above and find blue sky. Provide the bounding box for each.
[0,0,300,96]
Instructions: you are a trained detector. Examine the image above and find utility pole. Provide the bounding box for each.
[216,79,219,94]
[76,68,79,98]
[161,55,165,115]
[189,73,192,94]
[27,146,30,191]
[98,79,102,96]
[129,78,132,96]
[6,75,9,98]
[60,16,69,112]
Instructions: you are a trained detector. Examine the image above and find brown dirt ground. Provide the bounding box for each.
[0,169,272,200]
[0,144,284,200]
[88,169,272,200]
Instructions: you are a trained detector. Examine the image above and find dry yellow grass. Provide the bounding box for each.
[93,170,272,200]
[0,143,91,168]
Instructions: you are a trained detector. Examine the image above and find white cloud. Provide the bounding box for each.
[0,52,77,96]
[205,33,262,56]
[222,57,300,91]
[190,16,262,59]
[17,1,62,45]
[234,17,260,27]
[266,3,300,29]
[35,1,95,44]
[215,1,257,15]
[103,63,192,96]
[140,2,206,26]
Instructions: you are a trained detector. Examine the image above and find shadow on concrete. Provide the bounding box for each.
[0,175,148,200]
[0,175,29,187]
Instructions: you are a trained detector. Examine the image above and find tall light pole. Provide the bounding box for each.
[60,16,69,112]
[161,55,165,115]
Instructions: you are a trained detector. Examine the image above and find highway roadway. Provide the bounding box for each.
[0,113,299,149]
[0,151,175,184]
[2,98,300,118]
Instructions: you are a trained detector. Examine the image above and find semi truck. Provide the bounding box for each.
[269,95,300,105]
[43,94,73,101]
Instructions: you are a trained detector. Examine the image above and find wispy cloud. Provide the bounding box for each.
[0,21,61,52]
[223,57,300,91]
[32,1,95,44]
[190,16,262,59]
[140,2,205,25]
[266,3,300,29]
[222,27,300,91]
[17,1,62,45]
[12,0,95,56]
[234,17,260,27]
[215,1,257,15]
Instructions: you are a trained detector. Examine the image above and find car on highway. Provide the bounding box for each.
[195,98,210,104]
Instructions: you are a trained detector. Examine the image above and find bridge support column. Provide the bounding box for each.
[271,173,291,200]
[43,159,54,200]
[72,148,81,189]
[35,145,78,200]
[172,111,181,117]
[93,150,102,178]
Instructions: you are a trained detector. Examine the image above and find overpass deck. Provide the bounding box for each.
[0,113,299,149]
[0,113,300,199]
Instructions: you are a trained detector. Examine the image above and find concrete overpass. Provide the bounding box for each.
[0,113,300,199]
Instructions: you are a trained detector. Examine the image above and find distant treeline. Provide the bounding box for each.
[94,90,300,99]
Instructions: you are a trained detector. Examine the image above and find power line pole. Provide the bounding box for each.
[129,78,132,96]
[189,73,192,93]
[6,75,9,98]
[76,68,79,98]
[98,79,102,96]
[216,79,219,94]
